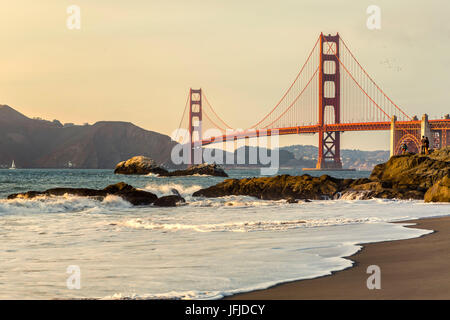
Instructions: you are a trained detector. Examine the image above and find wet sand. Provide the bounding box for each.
[227,216,450,300]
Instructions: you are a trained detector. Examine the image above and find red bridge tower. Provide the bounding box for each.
[189,88,202,165]
[317,33,342,169]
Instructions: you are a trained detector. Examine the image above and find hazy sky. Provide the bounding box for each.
[0,0,449,150]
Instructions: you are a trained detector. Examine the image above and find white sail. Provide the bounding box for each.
[10,160,16,170]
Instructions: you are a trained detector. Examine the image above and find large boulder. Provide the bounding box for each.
[7,182,158,206]
[114,157,228,177]
[342,148,449,201]
[344,180,424,200]
[424,176,450,202]
[114,156,168,175]
[107,182,159,205]
[153,195,186,207]
[193,174,352,200]
[370,148,449,190]
[161,163,228,177]
[7,188,106,200]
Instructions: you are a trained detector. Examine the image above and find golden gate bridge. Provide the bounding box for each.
[176,33,450,169]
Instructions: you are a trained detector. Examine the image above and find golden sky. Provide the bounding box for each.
[0,0,448,150]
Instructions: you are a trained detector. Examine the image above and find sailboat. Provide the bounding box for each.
[9,160,16,170]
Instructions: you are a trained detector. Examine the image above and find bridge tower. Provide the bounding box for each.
[316,33,342,169]
[189,88,203,165]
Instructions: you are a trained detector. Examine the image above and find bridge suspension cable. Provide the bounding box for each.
[174,91,190,143]
[323,40,392,121]
[339,36,411,121]
[260,40,339,129]
[176,33,416,146]
[202,106,228,132]
[249,35,321,129]
[262,62,320,129]
[202,92,233,130]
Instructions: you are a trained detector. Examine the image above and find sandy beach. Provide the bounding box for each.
[227,215,450,300]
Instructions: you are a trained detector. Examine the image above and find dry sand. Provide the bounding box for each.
[227,216,450,300]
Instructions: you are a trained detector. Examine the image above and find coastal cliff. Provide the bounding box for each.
[0,105,176,168]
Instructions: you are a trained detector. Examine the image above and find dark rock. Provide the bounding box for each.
[8,188,106,200]
[7,182,158,206]
[103,181,135,193]
[114,156,169,175]
[114,157,228,177]
[119,189,158,206]
[161,163,228,177]
[153,195,186,207]
[286,197,298,204]
[340,187,424,201]
[193,174,351,200]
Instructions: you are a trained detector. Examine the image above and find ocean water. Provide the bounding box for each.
[0,168,448,299]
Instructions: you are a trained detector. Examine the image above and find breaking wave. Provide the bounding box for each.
[116,216,383,233]
[143,183,202,197]
[0,194,132,215]
[339,190,372,200]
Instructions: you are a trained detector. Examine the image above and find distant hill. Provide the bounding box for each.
[0,105,177,169]
[187,145,387,170]
[280,145,389,170]
[203,146,316,169]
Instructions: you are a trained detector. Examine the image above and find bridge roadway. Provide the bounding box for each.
[201,119,450,147]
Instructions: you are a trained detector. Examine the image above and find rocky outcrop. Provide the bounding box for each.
[114,157,228,177]
[114,156,169,175]
[343,180,425,200]
[8,182,158,206]
[357,147,449,200]
[162,163,228,177]
[193,174,353,200]
[153,195,186,207]
[193,147,450,202]
[369,150,449,191]
[424,176,450,202]
[7,182,187,206]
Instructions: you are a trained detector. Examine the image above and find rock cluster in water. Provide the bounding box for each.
[162,163,228,177]
[7,148,449,205]
[114,156,228,177]
[193,147,450,203]
[7,182,185,207]
[193,174,352,200]
[113,156,168,175]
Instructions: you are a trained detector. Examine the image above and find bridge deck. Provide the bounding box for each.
[201,119,449,146]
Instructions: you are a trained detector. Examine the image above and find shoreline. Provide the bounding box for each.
[226,215,450,300]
